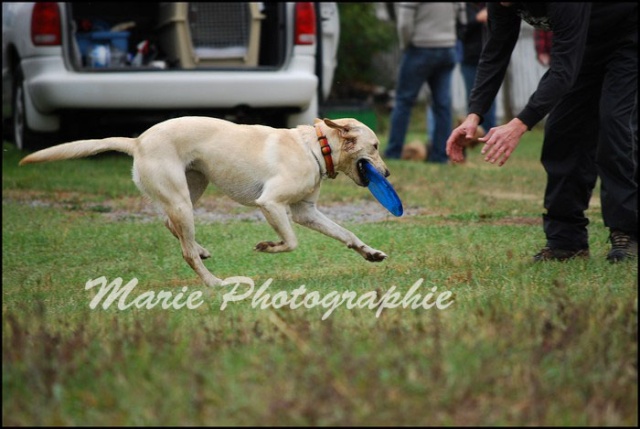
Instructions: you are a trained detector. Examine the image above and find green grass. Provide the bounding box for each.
[2,115,637,426]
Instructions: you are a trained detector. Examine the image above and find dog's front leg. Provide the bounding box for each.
[255,201,298,253]
[291,201,387,262]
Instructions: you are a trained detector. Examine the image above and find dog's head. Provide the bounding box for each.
[317,118,390,187]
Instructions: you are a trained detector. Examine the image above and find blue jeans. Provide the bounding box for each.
[460,62,496,130]
[427,63,497,144]
[385,46,456,163]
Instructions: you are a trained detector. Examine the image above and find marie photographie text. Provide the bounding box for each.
[85,276,454,320]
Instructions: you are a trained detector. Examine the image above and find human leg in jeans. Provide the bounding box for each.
[460,63,496,130]
[385,46,429,159]
[426,47,456,163]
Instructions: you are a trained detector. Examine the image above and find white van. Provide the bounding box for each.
[2,2,340,149]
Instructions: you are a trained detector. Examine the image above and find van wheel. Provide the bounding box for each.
[12,66,54,150]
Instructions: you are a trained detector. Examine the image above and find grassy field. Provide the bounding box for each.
[2,113,637,426]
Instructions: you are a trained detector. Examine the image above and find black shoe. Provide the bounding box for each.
[606,230,638,263]
[533,247,590,262]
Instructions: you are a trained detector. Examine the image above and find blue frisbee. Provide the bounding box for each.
[361,160,403,217]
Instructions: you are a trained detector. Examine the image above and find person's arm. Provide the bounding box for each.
[447,3,520,163]
[451,3,593,166]
[396,3,418,50]
[467,3,521,124]
[518,3,590,128]
[480,4,591,166]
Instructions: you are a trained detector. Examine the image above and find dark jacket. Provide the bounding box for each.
[467,2,638,128]
[456,2,488,66]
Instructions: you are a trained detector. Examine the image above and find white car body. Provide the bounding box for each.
[2,2,340,149]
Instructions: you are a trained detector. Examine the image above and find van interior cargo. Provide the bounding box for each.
[66,2,286,70]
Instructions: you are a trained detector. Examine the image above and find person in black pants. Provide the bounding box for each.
[446,3,638,262]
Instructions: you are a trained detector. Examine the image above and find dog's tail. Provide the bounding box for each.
[19,137,137,165]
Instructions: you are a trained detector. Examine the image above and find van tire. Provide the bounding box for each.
[12,66,56,151]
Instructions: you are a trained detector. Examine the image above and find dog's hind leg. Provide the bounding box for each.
[163,201,222,287]
[135,161,221,287]
[164,218,211,260]
[164,170,211,259]
[254,200,298,253]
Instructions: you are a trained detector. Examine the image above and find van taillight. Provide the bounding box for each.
[31,2,62,46]
[294,2,316,45]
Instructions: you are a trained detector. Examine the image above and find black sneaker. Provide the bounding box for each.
[606,230,638,263]
[533,247,590,262]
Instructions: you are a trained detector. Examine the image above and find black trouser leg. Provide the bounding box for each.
[541,81,600,250]
[541,29,638,249]
[597,32,638,236]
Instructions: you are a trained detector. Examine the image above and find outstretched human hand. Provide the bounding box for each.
[446,114,481,163]
[479,118,528,166]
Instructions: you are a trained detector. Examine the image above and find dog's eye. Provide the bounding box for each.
[374,143,379,150]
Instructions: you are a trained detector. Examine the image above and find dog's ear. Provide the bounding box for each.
[323,118,350,137]
[313,118,323,125]
[324,118,360,152]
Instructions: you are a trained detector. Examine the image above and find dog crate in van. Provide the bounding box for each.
[157,2,265,68]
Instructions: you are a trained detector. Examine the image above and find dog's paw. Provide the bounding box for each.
[203,275,223,288]
[254,241,285,252]
[349,244,387,262]
[365,250,388,262]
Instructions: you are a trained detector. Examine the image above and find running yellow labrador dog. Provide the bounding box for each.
[20,117,391,287]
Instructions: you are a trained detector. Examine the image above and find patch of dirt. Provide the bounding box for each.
[7,189,557,226]
[3,190,422,224]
